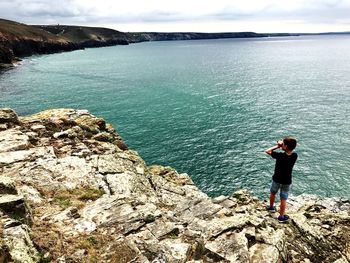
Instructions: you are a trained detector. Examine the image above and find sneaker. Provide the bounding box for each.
[266,205,276,213]
[278,215,290,223]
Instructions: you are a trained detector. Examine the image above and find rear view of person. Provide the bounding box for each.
[265,137,298,222]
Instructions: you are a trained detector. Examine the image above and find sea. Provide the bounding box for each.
[1,35,349,199]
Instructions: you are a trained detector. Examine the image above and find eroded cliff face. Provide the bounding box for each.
[0,19,131,67]
[0,108,349,263]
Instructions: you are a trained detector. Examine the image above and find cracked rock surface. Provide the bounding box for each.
[0,108,349,263]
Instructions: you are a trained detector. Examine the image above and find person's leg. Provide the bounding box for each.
[279,184,290,216]
[280,199,287,215]
[268,181,279,210]
[269,193,276,208]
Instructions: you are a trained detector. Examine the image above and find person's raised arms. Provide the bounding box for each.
[265,140,283,155]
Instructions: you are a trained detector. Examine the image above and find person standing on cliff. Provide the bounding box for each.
[265,137,298,223]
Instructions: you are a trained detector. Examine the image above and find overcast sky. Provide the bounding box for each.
[0,0,349,33]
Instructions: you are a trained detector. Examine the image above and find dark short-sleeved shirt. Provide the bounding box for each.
[271,151,298,185]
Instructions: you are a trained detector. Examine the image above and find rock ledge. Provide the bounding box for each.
[0,108,349,263]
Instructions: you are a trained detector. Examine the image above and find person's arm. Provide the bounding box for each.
[265,140,283,155]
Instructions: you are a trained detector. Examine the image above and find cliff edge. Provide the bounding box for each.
[0,108,349,263]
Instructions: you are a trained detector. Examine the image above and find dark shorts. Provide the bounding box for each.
[270,181,290,200]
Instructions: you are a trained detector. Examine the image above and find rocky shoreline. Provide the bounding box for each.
[0,108,349,262]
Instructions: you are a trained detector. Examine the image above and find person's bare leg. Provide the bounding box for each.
[280,199,287,216]
[269,193,276,208]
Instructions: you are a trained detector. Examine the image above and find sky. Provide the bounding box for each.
[0,0,350,33]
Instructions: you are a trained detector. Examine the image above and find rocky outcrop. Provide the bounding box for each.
[0,45,13,66]
[0,108,349,263]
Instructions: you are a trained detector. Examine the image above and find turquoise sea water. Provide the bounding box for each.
[1,35,349,199]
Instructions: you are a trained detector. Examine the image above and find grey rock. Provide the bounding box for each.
[0,194,25,213]
[256,226,285,248]
[72,249,86,259]
[218,198,237,209]
[30,124,46,132]
[25,131,39,141]
[53,130,70,138]
[74,219,97,233]
[0,108,19,125]
[98,154,134,174]
[146,221,179,240]
[249,243,279,263]
[158,239,191,263]
[75,114,105,133]
[92,131,114,142]
[204,214,250,239]
[0,177,17,195]
[3,218,22,229]
[0,129,30,153]
[231,189,255,205]
[40,155,95,189]
[3,224,40,263]
[18,185,43,203]
[0,123,8,131]
[212,195,228,204]
[205,230,249,262]
[0,149,35,166]
[105,172,155,201]
[186,199,222,220]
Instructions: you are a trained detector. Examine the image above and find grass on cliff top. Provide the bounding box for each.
[0,18,129,44]
[36,25,128,43]
[32,224,138,263]
[0,18,66,42]
[44,187,105,209]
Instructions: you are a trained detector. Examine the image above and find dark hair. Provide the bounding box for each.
[283,137,297,151]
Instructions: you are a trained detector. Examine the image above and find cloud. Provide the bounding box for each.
[0,0,92,23]
[0,0,349,31]
[209,0,350,25]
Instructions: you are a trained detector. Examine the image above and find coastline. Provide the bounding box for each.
[0,18,298,69]
[1,18,350,70]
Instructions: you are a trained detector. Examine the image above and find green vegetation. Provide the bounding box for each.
[86,236,98,246]
[78,188,105,201]
[48,187,104,209]
[9,211,25,223]
[53,196,72,209]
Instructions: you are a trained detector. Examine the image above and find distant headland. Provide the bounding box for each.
[0,18,349,69]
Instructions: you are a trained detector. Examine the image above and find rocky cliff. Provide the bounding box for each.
[125,32,267,42]
[0,19,131,68]
[0,108,349,262]
[0,19,76,68]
